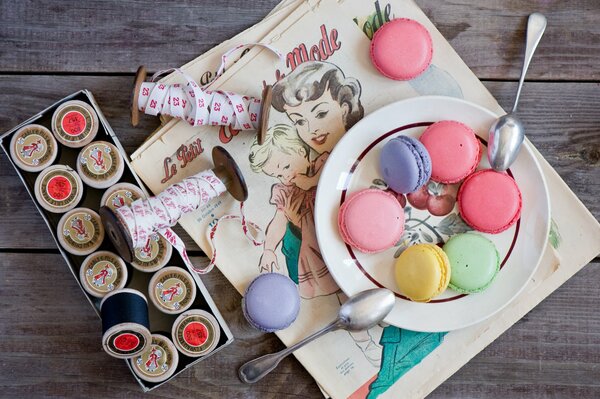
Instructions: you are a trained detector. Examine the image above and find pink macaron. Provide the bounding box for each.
[419,120,482,184]
[370,18,433,81]
[338,189,405,253]
[458,169,522,234]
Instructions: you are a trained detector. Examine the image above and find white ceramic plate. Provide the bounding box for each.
[315,96,550,332]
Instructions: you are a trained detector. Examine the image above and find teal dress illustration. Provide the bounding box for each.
[281,222,301,284]
[367,327,447,399]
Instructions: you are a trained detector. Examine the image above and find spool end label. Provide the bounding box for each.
[153,272,193,311]
[47,175,72,201]
[63,212,97,245]
[114,333,140,351]
[183,321,208,347]
[62,110,87,136]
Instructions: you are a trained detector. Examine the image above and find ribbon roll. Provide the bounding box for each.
[131,43,283,144]
[100,146,261,275]
[115,169,225,274]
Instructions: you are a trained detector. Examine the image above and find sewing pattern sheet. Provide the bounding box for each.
[131,1,600,398]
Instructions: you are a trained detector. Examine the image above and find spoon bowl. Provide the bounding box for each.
[339,287,395,331]
[488,113,525,171]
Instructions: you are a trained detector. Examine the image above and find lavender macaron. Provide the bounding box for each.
[242,273,300,332]
[380,135,432,194]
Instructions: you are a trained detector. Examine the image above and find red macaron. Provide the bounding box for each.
[458,169,522,234]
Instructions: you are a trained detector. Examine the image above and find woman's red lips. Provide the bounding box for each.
[312,133,329,145]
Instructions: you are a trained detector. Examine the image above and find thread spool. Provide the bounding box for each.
[99,146,247,263]
[100,288,152,359]
[51,100,98,148]
[171,310,220,358]
[80,251,128,298]
[77,141,124,189]
[101,182,145,212]
[57,207,104,256]
[34,164,84,213]
[148,266,196,314]
[130,334,179,383]
[9,124,58,172]
[131,233,172,273]
[130,65,271,145]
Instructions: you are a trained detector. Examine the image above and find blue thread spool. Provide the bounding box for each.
[100,288,152,359]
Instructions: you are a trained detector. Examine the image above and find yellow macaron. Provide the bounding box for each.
[395,243,451,302]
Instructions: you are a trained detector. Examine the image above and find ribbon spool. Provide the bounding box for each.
[99,146,247,266]
[130,66,272,146]
[100,288,152,359]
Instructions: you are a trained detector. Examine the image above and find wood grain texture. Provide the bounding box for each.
[0,0,598,80]
[0,253,322,398]
[0,76,597,250]
[418,0,600,81]
[0,0,282,74]
[0,253,598,398]
[0,0,599,398]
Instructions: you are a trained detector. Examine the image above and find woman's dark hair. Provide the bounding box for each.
[272,61,364,130]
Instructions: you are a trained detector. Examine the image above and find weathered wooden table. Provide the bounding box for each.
[0,1,598,397]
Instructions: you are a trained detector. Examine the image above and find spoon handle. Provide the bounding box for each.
[238,320,341,384]
[512,13,547,113]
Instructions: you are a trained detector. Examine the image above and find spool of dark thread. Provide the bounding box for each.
[100,288,152,359]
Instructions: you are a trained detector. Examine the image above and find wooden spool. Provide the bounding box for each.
[100,146,248,263]
[130,65,270,145]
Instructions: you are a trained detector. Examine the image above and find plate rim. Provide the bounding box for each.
[315,95,551,332]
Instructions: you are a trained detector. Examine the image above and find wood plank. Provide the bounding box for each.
[0,253,321,398]
[0,0,281,73]
[0,1,598,81]
[419,0,600,81]
[0,76,597,249]
[0,253,598,397]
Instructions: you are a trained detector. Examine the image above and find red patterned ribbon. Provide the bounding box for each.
[115,170,264,274]
[136,43,283,130]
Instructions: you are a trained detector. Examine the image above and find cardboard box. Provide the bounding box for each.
[0,90,233,391]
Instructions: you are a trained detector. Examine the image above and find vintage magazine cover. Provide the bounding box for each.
[130,1,600,398]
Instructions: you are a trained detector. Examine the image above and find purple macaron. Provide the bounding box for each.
[242,273,300,332]
[379,135,432,194]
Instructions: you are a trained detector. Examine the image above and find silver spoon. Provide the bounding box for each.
[488,13,547,171]
[238,288,395,384]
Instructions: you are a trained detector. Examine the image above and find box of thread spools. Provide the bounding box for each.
[0,90,234,391]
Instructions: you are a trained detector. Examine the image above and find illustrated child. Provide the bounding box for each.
[249,123,338,299]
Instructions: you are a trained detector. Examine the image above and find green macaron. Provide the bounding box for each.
[443,233,500,294]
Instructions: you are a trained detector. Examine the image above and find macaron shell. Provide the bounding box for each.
[420,120,481,183]
[338,189,405,253]
[458,169,522,234]
[429,244,451,296]
[380,138,421,193]
[395,243,450,302]
[243,273,300,332]
[444,233,500,294]
[404,136,432,187]
[380,136,431,194]
[370,18,433,80]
